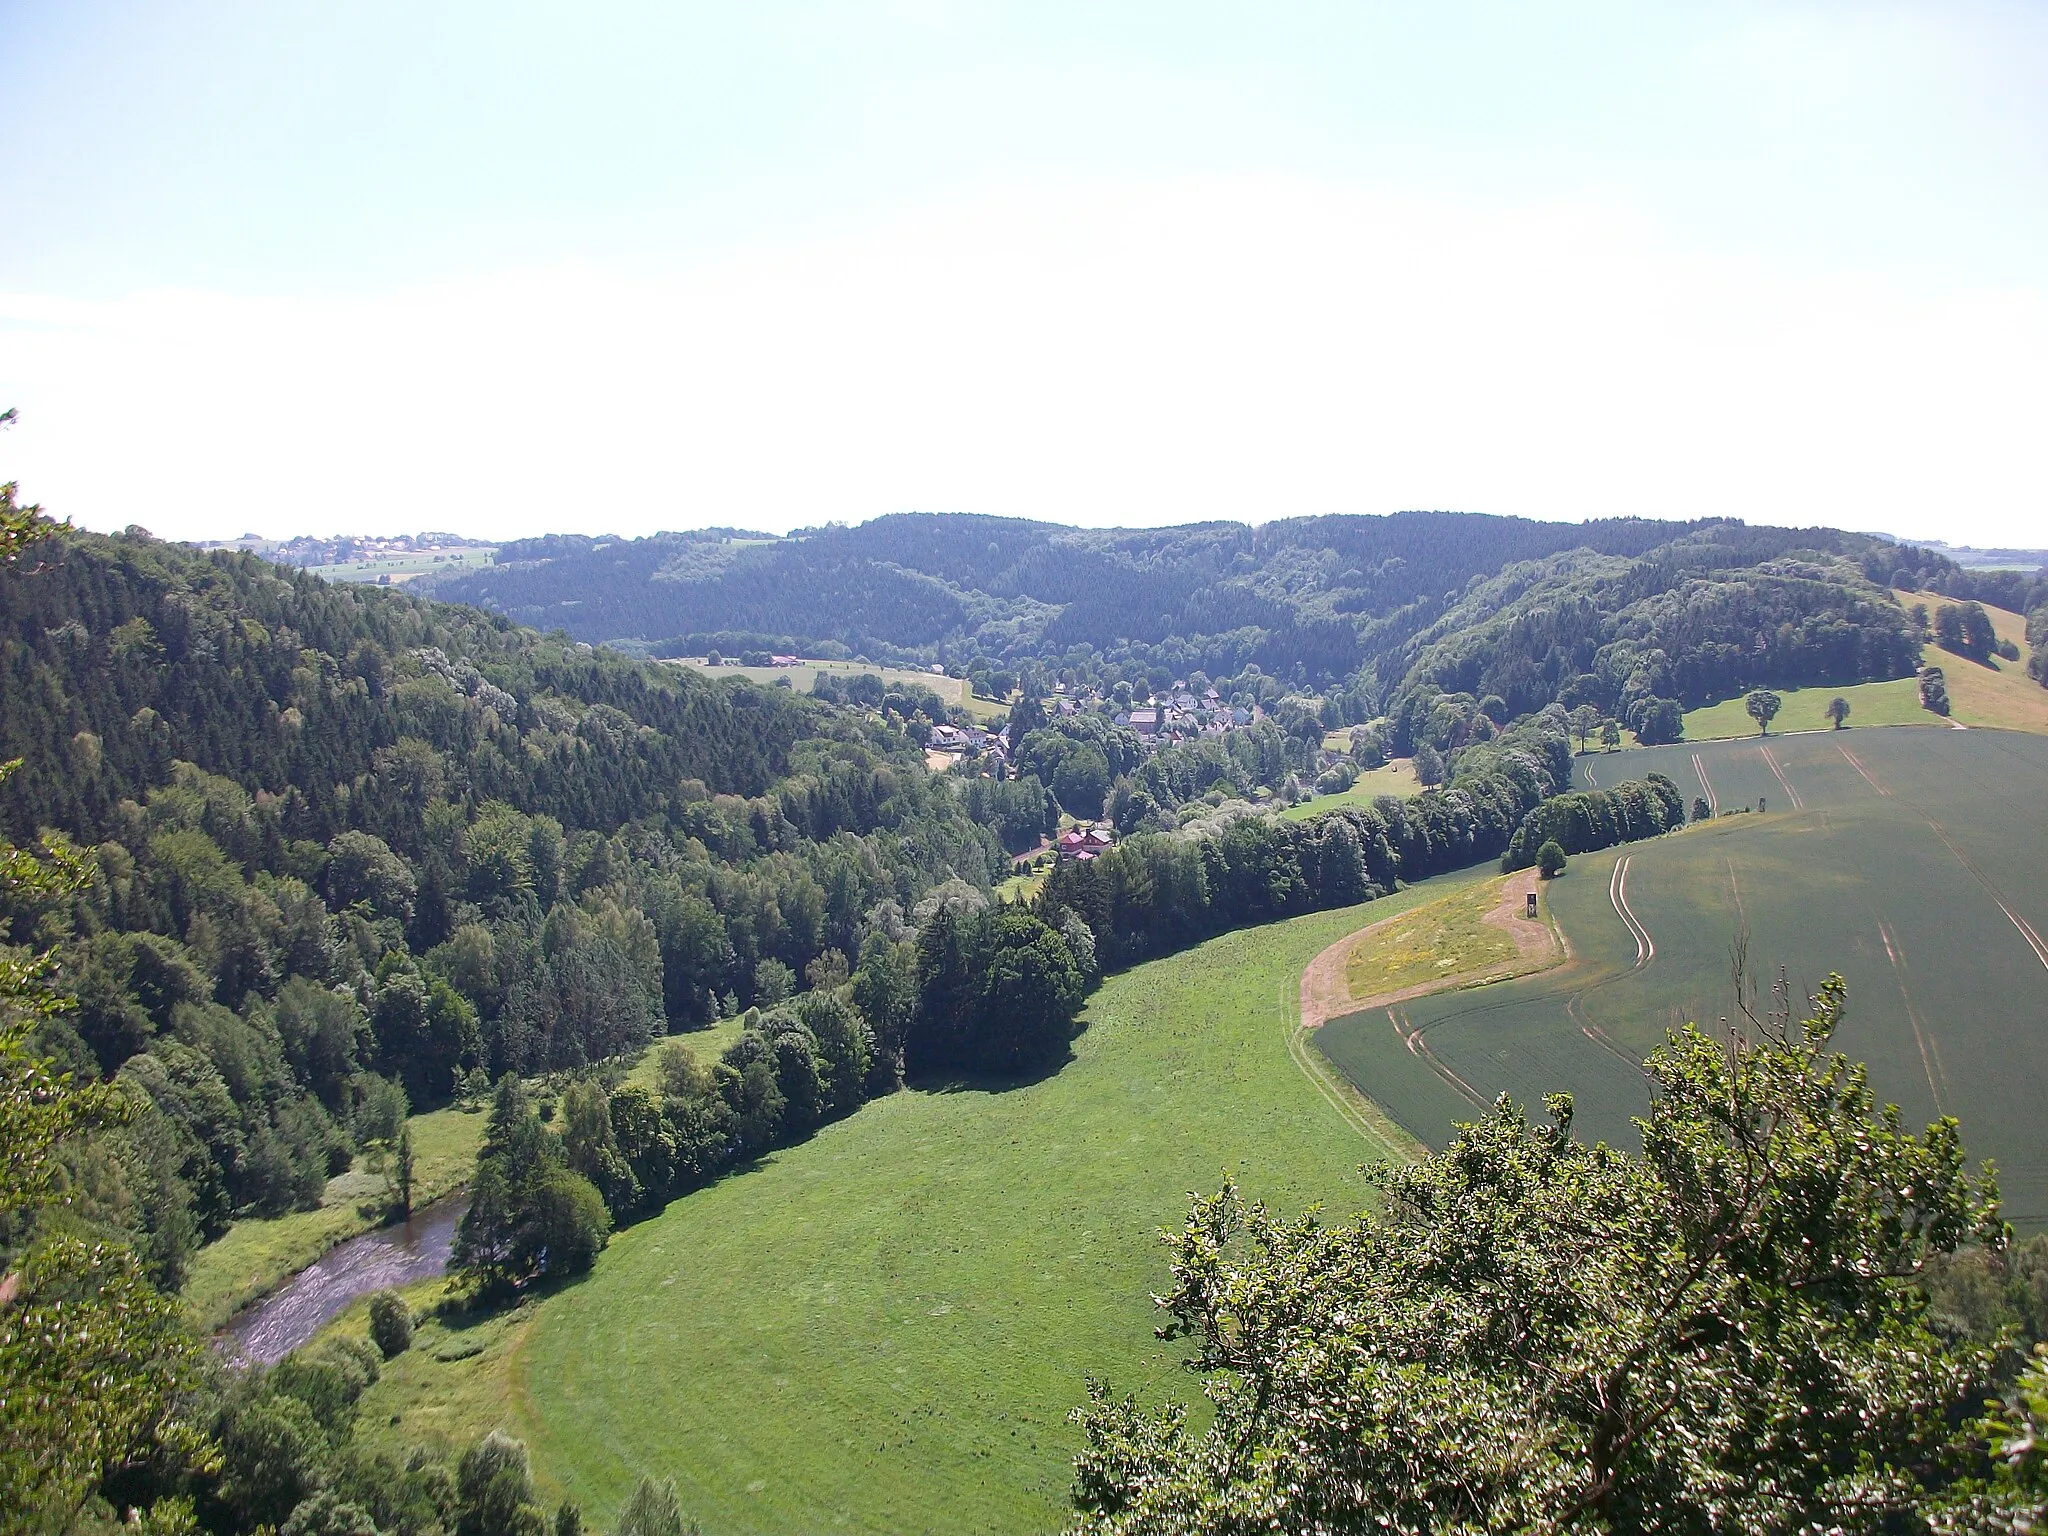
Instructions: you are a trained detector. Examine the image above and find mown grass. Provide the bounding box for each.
[343,885,1470,1534]
[184,1105,486,1332]
[1682,679,1933,741]
[1342,876,1520,998]
[1280,759,1421,820]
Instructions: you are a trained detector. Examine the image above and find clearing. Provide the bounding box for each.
[1280,759,1422,820]
[666,658,1011,723]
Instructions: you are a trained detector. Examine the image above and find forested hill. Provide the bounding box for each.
[0,528,816,849]
[422,511,2003,712]
[427,511,1705,675]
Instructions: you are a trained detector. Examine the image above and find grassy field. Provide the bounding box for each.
[184,1104,485,1331]
[1682,679,1934,740]
[666,658,1010,723]
[1935,605,2048,735]
[341,886,1477,1533]
[1679,606,2048,741]
[1343,878,1521,998]
[310,547,497,584]
[1280,759,1422,820]
[1317,728,2048,1224]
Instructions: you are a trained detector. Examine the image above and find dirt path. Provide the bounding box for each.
[1298,869,1562,1034]
[1288,870,1570,1152]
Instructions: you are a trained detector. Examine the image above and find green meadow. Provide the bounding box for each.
[1681,678,1933,740]
[1316,728,2048,1223]
[352,888,1474,1534]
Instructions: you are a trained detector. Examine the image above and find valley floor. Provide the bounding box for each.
[340,881,1475,1534]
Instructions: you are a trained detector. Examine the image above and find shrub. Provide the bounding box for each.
[1537,840,1567,879]
[368,1290,414,1359]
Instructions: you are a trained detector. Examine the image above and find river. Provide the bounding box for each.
[218,1194,468,1365]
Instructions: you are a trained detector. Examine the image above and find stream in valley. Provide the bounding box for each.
[218,1194,467,1365]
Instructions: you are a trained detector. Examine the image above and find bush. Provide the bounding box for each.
[368,1290,414,1359]
[1537,840,1567,879]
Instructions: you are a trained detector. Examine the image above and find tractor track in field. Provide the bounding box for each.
[1878,921,1950,1115]
[1297,871,1568,1117]
[1691,751,1718,815]
[1840,740,2048,975]
[1759,743,1802,809]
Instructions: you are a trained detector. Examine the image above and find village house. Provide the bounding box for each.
[1056,825,1114,860]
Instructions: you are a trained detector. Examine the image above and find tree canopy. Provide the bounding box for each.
[1071,975,2006,1535]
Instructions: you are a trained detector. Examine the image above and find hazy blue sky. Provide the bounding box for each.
[2,2,2043,543]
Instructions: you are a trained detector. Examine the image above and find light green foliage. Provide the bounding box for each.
[368,1290,413,1359]
[457,1431,547,1536]
[1536,837,1567,877]
[0,753,212,1530]
[1071,977,2001,1533]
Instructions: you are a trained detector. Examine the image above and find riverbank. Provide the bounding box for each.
[185,1103,485,1333]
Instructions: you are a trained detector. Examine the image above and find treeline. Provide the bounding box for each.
[454,896,1092,1294]
[1500,774,1687,871]
[1040,711,1574,968]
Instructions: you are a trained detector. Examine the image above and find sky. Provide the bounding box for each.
[1,2,2044,546]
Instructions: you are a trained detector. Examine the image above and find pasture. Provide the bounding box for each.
[1316,727,2048,1223]
[351,888,1471,1533]
[667,657,1010,722]
[1681,679,1932,740]
[1281,758,1422,819]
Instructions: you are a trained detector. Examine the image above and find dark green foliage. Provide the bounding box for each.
[1691,794,1711,822]
[452,1077,609,1288]
[1070,977,2003,1533]
[1745,688,1782,734]
[906,907,1085,1077]
[1828,694,1851,728]
[1501,774,1686,871]
[1936,601,1997,663]
[367,1290,413,1358]
[1045,712,1573,969]
[1920,664,1951,715]
[435,512,1699,682]
[1536,838,1567,878]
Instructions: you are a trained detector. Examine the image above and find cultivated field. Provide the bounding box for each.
[1316,727,2048,1222]
[348,888,1476,1533]
[308,546,498,584]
